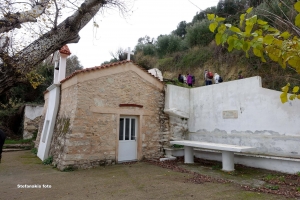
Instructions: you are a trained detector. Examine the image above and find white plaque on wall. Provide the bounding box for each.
[223,110,238,119]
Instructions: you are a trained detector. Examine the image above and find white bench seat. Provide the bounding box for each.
[170,140,255,171]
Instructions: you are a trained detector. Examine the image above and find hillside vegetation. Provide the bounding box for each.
[106,0,299,90]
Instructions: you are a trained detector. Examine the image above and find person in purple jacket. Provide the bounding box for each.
[187,73,193,87]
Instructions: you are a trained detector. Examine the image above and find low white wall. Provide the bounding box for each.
[164,85,190,118]
[165,76,300,164]
[23,105,43,139]
[189,76,300,136]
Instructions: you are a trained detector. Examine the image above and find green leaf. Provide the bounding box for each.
[234,40,243,50]
[209,22,218,32]
[264,35,274,45]
[253,48,262,57]
[280,92,288,103]
[292,86,299,93]
[245,23,254,34]
[251,36,263,49]
[295,14,300,27]
[280,31,291,39]
[215,33,222,45]
[221,33,229,44]
[240,14,245,21]
[207,14,215,20]
[257,19,268,25]
[247,15,257,24]
[273,39,283,47]
[266,45,281,62]
[261,55,266,62]
[254,29,262,36]
[242,41,250,52]
[230,26,241,33]
[227,37,235,52]
[288,58,300,68]
[240,14,245,27]
[268,53,279,62]
[289,94,296,100]
[281,83,290,93]
[268,27,278,32]
[216,16,226,22]
[261,24,270,31]
[294,1,300,12]
[217,24,226,34]
[246,7,253,14]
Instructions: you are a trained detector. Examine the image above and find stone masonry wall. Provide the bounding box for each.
[49,83,78,169]
[23,105,43,139]
[52,69,168,170]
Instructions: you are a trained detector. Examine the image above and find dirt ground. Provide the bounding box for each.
[0,151,296,200]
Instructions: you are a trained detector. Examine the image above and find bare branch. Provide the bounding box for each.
[53,0,59,29]
[0,0,130,94]
[0,0,51,33]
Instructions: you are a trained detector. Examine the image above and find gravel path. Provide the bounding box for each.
[0,151,289,200]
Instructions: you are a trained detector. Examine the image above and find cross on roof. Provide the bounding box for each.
[126,47,134,61]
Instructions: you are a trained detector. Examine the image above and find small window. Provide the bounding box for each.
[119,117,137,141]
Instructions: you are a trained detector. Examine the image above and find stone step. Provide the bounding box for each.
[3,148,28,152]
[3,144,32,148]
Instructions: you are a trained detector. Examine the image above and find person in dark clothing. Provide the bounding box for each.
[0,129,6,163]
[178,74,184,83]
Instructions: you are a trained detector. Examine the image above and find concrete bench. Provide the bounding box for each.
[170,140,255,171]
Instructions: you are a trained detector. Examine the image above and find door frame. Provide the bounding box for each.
[116,115,141,162]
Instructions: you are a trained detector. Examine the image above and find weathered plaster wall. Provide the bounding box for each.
[189,76,299,136]
[165,76,300,158]
[164,85,189,118]
[23,105,43,139]
[168,116,188,141]
[164,85,189,142]
[51,64,168,170]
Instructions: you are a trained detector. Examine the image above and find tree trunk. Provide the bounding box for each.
[0,0,107,95]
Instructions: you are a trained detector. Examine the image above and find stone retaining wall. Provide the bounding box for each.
[23,105,43,140]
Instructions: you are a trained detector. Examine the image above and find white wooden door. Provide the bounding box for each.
[118,116,137,162]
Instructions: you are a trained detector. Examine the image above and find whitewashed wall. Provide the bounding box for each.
[189,76,299,136]
[164,85,190,119]
[165,76,300,159]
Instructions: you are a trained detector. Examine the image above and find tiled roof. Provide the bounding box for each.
[59,45,71,55]
[60,60,162,83]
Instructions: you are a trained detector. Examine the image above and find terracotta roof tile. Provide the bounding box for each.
[60,60,162,83]
[59,45,71,55]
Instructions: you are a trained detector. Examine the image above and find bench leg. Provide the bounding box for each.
[184,146,194,164]
[222,151,234,171]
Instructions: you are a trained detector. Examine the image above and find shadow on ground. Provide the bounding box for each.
[0,151,298,200]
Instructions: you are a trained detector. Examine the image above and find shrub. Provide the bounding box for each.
[31,148,38,155]
[185,20,215,47]
[43,156,53,165]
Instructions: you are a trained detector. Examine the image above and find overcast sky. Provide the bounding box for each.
[68,0,219,68]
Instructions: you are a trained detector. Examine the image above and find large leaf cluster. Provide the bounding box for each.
[209,2,300,103]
